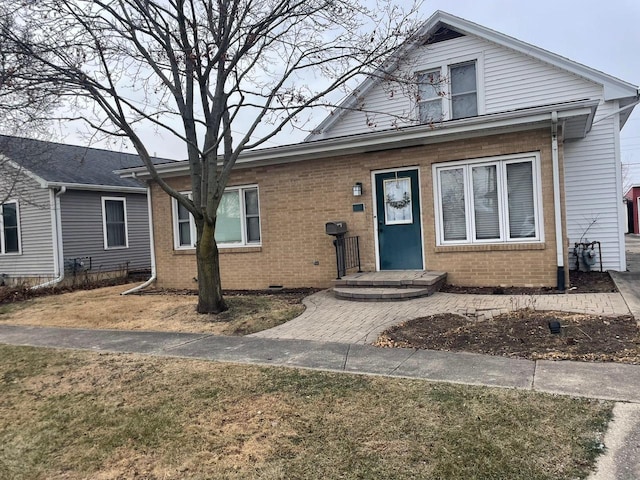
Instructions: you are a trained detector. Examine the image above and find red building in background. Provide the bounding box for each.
[625,186,640,234]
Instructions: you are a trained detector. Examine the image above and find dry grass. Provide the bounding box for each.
[0,284,305,335]
[0,345,612,480]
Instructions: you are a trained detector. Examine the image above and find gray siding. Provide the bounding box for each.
[60,190,151,273]
[0,172,55,279]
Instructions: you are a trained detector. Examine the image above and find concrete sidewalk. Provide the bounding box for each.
[3,324,640,478]
[610,234,640,321]
[2,323,640,403]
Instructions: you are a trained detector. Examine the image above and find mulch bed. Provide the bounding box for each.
[440,270,617,295]
[376,310,640,364]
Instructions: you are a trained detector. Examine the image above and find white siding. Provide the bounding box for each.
[0,173,55,279]
[315,34,602,140]
[564,102,623,271]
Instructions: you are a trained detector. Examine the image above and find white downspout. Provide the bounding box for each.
[32,186,66,289]
[121,184,156,295]
[551,111,565,290]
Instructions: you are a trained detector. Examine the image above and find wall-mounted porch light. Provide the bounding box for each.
[353,182,363,197]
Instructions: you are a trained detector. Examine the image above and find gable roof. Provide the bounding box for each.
[308,10,639,140]
[0,135,174,191]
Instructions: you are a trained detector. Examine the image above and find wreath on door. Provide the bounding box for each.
[386,192,411,209]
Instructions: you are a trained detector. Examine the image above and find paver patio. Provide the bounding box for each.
[249,290,630,344]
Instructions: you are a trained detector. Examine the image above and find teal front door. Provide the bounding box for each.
[375,169,424,270]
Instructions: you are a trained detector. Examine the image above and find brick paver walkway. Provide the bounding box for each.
[250,290,630,344]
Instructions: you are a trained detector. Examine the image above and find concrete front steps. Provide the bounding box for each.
[333,270,447,301]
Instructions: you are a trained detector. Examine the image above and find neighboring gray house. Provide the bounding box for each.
[0,135,164,286]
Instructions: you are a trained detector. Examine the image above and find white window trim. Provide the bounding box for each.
[433,152,544,246]
[172,185,262,250]
[0,200,22,255]
[101,196,129,250]
[172,192,197,250]
[417,53,485,123]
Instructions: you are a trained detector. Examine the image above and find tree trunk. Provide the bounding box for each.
[196,220,228,314]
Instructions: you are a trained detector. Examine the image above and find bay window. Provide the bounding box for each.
[434,153,542,245]
[173,185,261,249]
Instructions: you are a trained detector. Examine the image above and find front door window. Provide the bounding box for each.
[383,177,412,225]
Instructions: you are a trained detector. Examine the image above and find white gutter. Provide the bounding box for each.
[118,100,599,180]
[45,182,147,193]
[121,184,156,295]
[32,186,66,289]
[550,112,565,290]
[592,98,640,125]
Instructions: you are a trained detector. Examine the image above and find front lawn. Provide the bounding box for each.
[0,284,308,334]
[0,345,611,479]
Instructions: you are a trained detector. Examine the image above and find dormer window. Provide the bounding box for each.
[418,69,444,123]
[450,62,477,119]
[417,58,480,124]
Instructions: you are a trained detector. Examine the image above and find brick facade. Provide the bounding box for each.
[151,128,568,289]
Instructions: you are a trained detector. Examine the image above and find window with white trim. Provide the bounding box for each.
[434,154,542,245]
[450,62,477,119]
[101,197,128,249]
[173,186,261,249]
[417,69,444,124]
[0,201,21,254]
[418,59,479,123]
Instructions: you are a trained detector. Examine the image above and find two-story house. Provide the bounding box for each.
[121,11,639,292]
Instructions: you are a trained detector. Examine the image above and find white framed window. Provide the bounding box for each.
[101,197,128,249]
[173,185,261,249]
[417,69,444,124]
[0,200,21,255]
[450,61,478,119]
[434,153,543,246]
[417,56,482,123]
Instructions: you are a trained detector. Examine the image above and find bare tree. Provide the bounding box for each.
[2,0,423,313]
[0,4,61,205]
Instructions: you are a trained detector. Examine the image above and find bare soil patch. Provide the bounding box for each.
[0,284,311,335]
[377,310,640,364]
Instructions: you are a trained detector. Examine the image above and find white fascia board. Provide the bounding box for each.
[307,11,637,139]
[435,11,638,101]
[305,12,444,141]
[122,100,597,180]
[2,158,49,188]
[45,182,147,193]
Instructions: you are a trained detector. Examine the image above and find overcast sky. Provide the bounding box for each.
[60,1,640,183]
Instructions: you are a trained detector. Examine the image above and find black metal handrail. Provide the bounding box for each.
[333,235,362,279]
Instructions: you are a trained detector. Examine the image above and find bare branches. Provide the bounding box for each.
[1,0,423,310]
